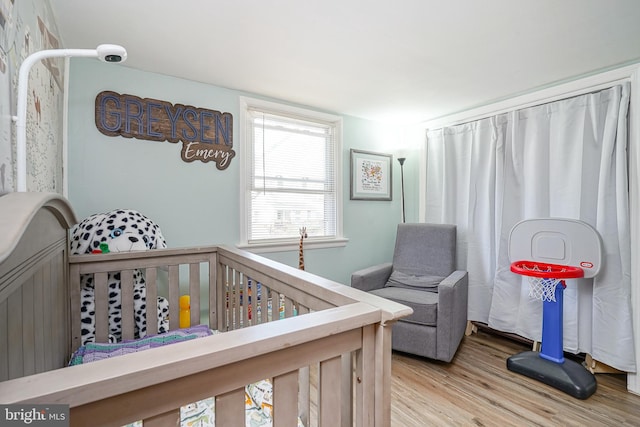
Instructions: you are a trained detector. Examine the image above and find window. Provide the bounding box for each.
[239,97,344,251]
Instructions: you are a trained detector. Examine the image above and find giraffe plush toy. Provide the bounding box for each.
[298,227,307,270]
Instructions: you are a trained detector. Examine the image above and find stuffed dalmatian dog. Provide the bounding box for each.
[70,209,170,345]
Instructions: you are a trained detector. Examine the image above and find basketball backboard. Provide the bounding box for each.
[508,218,602,278]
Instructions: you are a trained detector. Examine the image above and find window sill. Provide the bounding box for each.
[237,237,348,254]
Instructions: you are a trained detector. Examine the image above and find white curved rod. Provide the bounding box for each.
[14,45,126,192]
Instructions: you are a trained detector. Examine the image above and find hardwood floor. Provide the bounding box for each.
[390,330,640,426]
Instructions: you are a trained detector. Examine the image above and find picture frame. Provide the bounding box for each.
[350,149,393,201]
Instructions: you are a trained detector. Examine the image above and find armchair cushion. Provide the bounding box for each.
[385,269,444,291]
[370,287,438,326]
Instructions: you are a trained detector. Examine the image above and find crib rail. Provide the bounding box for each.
[68,246,220,349]
[6,243,410,427]
[2,302,393,427]
[68,245,408,348]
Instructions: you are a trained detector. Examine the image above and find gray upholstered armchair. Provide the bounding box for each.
[351,223,468,362]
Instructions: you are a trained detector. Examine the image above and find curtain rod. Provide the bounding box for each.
[424,63,639,131]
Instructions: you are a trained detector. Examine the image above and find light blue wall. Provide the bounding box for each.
[67,60,419,285]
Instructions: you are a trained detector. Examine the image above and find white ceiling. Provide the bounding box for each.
[50,0,640,125]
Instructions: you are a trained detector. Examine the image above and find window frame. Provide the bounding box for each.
[238,96,346,253]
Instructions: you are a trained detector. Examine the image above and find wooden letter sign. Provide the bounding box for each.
[95,91,235,170]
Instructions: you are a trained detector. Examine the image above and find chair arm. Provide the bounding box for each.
[438,270,468,292]
[351,262,393,292]
[436,270,469,362]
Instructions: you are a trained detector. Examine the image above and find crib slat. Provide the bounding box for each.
[271,292,279,322]
[273,370,299,426]
[355,324,376,426]
[341,353,353,426]
[249,278,258,326]
[284,296,294,318]
[70,263,82,353]
[227,269,235,329]
[226,268,233,330]
[298,365,310,427]
[239,272,245,327]
[94,272,109,342]
[277,292,284,321]
[143,408,180,426]
[297,305,312,427]
[319,356,342,427]
[168,265,180,330]
[216,388,245,425]
[145,267,158,335]
[271,289,278,323]
[216,265,227,331]
[189,263,200,327]
[242,274,249,326]
[260,285,269,324]
[229,270,240,330]
[120,270,135,341]
[222,267,229,330]
[375,321,393,426]
[209,253,217,330]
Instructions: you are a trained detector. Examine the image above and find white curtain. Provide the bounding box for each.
[424,84,635,372]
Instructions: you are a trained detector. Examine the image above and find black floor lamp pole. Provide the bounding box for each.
[398,157,406,223]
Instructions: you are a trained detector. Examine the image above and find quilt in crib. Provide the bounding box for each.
[69,325,304,427]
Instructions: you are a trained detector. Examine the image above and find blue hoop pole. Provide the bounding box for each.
[539,280,565,364]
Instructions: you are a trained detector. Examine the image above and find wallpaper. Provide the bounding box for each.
[0,0,63,193]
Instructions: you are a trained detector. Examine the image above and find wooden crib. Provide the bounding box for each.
[0,192,412,427]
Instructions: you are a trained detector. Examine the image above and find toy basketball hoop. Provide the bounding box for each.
[510,260,583,302]
[506,218,602,400]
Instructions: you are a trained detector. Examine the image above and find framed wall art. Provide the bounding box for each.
[350,149,393,201]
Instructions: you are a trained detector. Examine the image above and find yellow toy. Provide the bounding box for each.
[179,295,191,328]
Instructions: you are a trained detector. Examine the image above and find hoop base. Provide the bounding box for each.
[507,351,596,399]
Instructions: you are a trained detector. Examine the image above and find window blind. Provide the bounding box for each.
[248,109,337,243]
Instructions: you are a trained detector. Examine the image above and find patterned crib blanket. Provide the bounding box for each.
[69,325,304,427]
[69,324,214,365]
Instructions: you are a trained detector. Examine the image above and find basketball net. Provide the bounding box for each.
[521,264,563,302]
[527,277,562,302]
